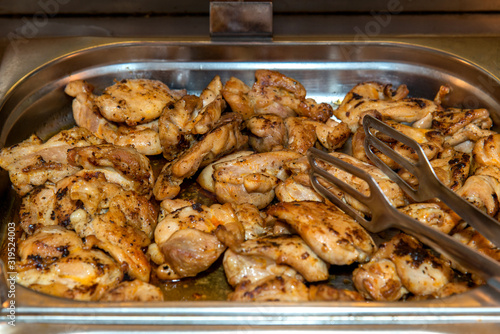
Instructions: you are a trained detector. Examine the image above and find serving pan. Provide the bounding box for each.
[1,37,500,333]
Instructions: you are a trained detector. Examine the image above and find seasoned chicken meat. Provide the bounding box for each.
[152,201,244,280]
[333,82,439,132]
[46,170,157,282]
[0,127,104,196]
[153,112,248,200]
[353,233,453,301]
[66,80,164,155]
[398,203,461,234]
[432,107,495,149]
[222,69,333,122]
[16,226,123,301]
[198,150,302,209]
[159,76,225,160]
[100,280,164,302]
[229,275,310,302]
[267,201,377,265]
[230,234,330,282]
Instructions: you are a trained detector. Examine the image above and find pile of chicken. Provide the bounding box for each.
[2,70,500,303]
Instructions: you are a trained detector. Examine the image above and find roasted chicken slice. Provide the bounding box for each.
[16,226,123,301]
[198,150,302,209]
[222,69,333,122]
[94,79,179,126]
[50,170,156,281]
[353,233,454,301]
[229,275,310,302]
[152,201,244,280]
[456,165,500,217]
[267,201,377,265]
[398,203,462,234]
[67,144,154,198]
[100,280,164,302]
[159,76,225,160]
[0,127,104,196]
[333,82,439,132]
[66,80,164,155]
[153,112,248,201]
[231,234,330,282]
[223,249,302,287]
[432,107,495,149]
[472,134,500,170]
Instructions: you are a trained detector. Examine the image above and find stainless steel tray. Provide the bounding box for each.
[1,37,500,333]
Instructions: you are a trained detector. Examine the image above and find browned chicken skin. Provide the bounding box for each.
[223,69,333,122]
[159,76,225,161]
[353,233,454,301]
[267,201,377,265]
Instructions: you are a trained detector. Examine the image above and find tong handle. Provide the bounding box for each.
[363,115,500,249]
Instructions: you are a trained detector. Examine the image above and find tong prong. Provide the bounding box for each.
[362,115,500,249]
[307,147,391,231]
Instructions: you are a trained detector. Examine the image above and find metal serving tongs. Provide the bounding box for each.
[307,115,500,289]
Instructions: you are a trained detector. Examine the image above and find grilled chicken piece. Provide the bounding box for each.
[231,234,329,282]
[267,201,376,265]
[198,150,302,209]
[408,281,472,301]
[398,203,462,234]
[94,79,178,126]
[246,115,350,154]
[352,120,444,169]
[309,285,365,301]
[153,112,248,201]
[245,114,287,152]
[67,144,154,198]
[353,233,454,301]
[456,165,500,217]
[16,226,122,301]
[222,69,333,122]
[451,226,500,284]
[152,202,244,280]
[334,82,438,132]
[159,76,225,160]
[0,127,104,196]
[275,174,324,203]
[432,107,495,149]
[19,184,58,234]
[223,248,302,287]
[472,134,500,170]
[229,275,310,302]
[66,80,163,155]
[100,280,164,302]
[50,170,156,281]
[232,203,271,240]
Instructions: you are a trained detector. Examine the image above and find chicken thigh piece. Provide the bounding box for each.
[353,233,454,301]
[51,170,157,282]
[398,203,462,234]
[267,201,377,265]
[67,144,155,198]
[94,79,178,126]
[432,107,495,149]
[0,127,104,196]
[222,69,333,122]
[153,112,248,201]
[229,275,310,302]
[231,234,329,282]
[66,80,163,155]
[152,201,244,280]
[16,226,123,301]
[100,280,164,302]
[333,82,439,132]
[159,76,225,160]
[456,165,500,217]
[198,150,302,209]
